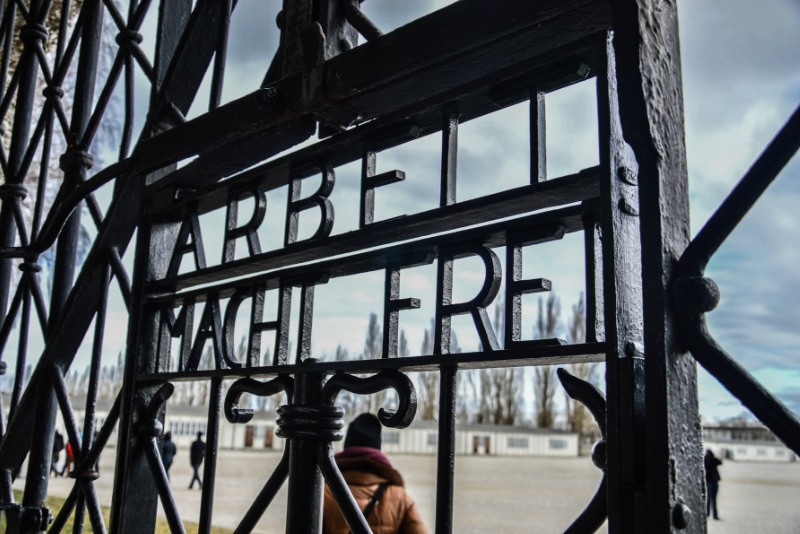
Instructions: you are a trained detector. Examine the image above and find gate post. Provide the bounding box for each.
[281,363,326,534]
[609,1,706,532]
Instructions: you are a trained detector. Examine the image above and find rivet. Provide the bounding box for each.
[591,439,607,471]
[619,198,639,217]
[618,166,637,185]
[672,502,692,529]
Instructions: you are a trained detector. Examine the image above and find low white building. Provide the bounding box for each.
[704,439,795,462]
[703,425,796,463]
[11,394,794,463]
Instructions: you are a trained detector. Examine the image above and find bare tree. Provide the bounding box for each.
[332,344,360,417]
[460,295,524,425]
[533,294,561,428]
[363,312,382,360]
[361,313,388,413]
[563,293,598,438]
[418,320,438,420]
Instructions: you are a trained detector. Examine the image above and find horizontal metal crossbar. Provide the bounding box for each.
[149,169,599,291]
[139,342,606,383]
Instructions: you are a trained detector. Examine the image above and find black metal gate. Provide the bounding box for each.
[0,0,798,533]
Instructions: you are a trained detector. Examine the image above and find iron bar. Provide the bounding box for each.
[0,281,23,354]
[530,89,547,183]
[284,368,325,534]
[149,205,585,305]
[80,259,111,469]
[118,0,137,161]
[141,344,605,383]
[317,441,371,534]
[440,103,458,207]
[48,485,79,534]
[595,31,649,533]
[0,0,43,352]
[678,103,800,278]
[232,447,290,534]
[77,478,107,534]
[150,169,600,291]
[83,392,120,469]
[0,1,16,98]
[21,376,58,528]
[342,0,382,42]
[73,491,86,534]
[108,246,132,310]
[9,281,31,419]
[678,312,800,456]
[142,436,187,534]
[198,376,222,534]
[610,0,706,526]
[49,0,106,332]
[434,366,457,534]
[208,0,231,111]
[52,367,84,460]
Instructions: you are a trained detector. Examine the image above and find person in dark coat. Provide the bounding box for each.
[162,432,177,480]
[51,430,64,477]
[189,431,205,489]
[322,413,428,534]
[704,449,722,520]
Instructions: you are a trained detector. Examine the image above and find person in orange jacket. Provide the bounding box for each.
[323,413,428,534]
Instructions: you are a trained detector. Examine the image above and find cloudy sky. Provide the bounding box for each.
[8,0,800,424]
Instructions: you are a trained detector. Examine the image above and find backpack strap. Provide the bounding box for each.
[349,483,388,534]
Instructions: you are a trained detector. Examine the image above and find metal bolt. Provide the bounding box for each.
[618,166,637,185]
[672,502,692,529]
[619,197,639,217]
[591,439,607,471]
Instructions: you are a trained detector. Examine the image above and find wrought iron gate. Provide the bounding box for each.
[0,0,797,533]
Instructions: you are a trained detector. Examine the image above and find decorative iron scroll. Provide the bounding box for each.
[558,368,607,534]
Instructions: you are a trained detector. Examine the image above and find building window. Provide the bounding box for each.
[507,437,529,448]
[427,433,438,446]
[737,448,747,455]
[775,449,785,457]
[384,431,400,444]
[757,449,767,456]
[549,439,568,450]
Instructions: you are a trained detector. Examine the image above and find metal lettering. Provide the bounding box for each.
[434,245,502,353]
[167,203,207,278]
[222,187,266,263]
[284,163,335,246]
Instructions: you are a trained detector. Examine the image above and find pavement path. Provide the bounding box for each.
[16,449,800,533]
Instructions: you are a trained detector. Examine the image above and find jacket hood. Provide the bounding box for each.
[335,456,404,487]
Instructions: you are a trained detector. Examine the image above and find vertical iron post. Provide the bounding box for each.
[0,0,38,330]
[434,366,457,534]
[49,0,105,328]
[284,367,325,534]
[610,0,706,530]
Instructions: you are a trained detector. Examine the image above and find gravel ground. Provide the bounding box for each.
[19,449,800,533]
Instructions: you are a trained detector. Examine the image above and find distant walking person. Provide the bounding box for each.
[162,432,177,480]
[60,441,74,477]
[51,430,64,477]
[705,449,722,520]
[189,432,205,489]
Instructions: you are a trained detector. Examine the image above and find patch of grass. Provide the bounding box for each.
[1,490,231,533]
